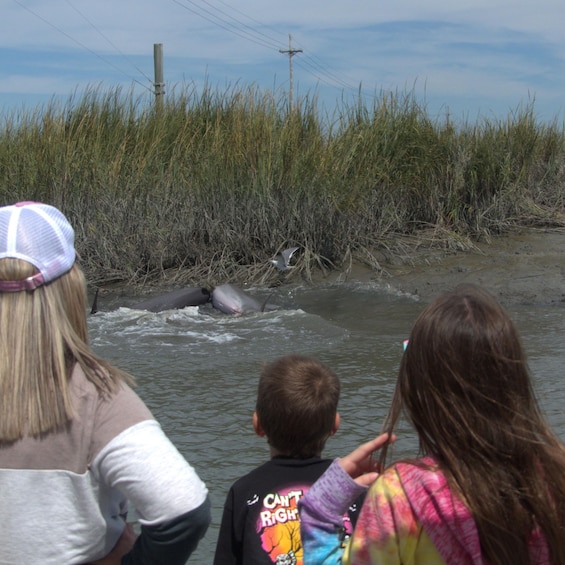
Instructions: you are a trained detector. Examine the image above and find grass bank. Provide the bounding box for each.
[1,84,564,288]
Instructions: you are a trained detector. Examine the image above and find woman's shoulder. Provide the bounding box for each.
[71,364,151,415]
[70,364,155,461]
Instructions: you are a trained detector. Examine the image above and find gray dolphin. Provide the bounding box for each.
[270,246,300,271]
[211,283,273,315]
[132,287,211,312]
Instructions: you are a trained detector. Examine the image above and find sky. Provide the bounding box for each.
[2,0,565,124]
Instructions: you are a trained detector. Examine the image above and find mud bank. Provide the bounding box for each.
[93,228,563,308]
[344,228,565,305]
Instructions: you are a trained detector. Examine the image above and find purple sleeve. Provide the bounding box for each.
[298,459,367,564]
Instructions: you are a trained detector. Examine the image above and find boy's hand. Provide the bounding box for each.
[338,433,394,487]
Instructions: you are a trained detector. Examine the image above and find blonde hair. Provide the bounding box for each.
[0,259,133,443]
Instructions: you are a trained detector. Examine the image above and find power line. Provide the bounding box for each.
[296,57,355,90]
[11,0,153,92]
[214,0,288,43]
[194,0,286,51]
[12,0,376,105]
[63,0,153,84]
[170,0,284,52]
[179,0,375,100]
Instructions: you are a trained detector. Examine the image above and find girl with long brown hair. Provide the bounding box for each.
[299,284,565,564]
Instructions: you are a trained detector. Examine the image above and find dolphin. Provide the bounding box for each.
[132,287,211,312]
[270,246,300,271]
[211,283,274,315]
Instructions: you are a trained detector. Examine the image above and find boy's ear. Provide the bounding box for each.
[253,412,266,437]
[330,413,341,436]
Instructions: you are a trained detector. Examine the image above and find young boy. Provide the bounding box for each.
[214,354,359,565]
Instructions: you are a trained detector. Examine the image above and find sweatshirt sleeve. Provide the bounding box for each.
[122,498,211,565]
[92,420,211,564]
[298,459,367,564]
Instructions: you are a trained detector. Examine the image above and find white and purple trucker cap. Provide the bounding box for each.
[0,202,76,292]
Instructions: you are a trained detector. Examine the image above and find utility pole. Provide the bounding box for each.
[279,34,302,112]
[153,43,165,111]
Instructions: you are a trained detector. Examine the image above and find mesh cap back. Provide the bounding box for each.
[0,202,76,291]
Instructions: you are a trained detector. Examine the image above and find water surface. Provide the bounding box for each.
[89,280,565,563]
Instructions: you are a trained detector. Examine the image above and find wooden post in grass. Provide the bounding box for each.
[154,43,165,111]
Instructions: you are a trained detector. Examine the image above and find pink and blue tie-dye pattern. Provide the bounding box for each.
[299,458,549,564]
[346,461,471,564]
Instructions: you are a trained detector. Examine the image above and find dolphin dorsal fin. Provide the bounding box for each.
[90,288,99,315]
[261,292,274,312]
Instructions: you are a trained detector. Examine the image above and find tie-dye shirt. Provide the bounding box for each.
[299,458,549,564]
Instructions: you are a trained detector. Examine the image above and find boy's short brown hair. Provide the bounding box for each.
[255,354,340,458]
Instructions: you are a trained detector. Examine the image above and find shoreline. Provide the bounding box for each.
[93,227,564,307]
[333,227,565,305]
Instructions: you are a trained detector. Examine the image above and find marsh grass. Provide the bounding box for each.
[1,84,564,288]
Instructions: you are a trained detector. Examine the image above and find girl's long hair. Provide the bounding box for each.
[0,259,133,443]
[380,284,565,564]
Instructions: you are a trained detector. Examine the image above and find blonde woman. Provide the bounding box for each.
[0,202,210,564]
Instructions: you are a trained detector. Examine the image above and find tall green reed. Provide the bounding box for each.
[0,84,563,286]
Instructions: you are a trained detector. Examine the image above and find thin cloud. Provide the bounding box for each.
[1,0,565,121]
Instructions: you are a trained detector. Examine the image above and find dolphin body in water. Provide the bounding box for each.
[131,287,211,312]
[91,284,272,316]
[211,283,274,315]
